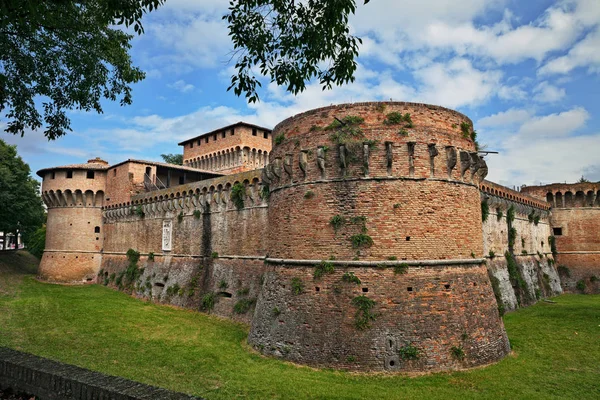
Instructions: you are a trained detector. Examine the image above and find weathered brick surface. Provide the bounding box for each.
[551,208,600,293]
[266,102,485,261]
[248,263,510,372]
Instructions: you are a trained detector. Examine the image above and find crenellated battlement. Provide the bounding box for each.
[521,182,600,208]
[480,180,550,211]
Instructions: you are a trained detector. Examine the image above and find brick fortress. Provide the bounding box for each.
[36,102,598,372]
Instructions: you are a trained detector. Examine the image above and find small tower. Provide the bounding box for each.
[37,158,108,283]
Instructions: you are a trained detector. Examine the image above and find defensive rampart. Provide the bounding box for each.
[480,181,561,312]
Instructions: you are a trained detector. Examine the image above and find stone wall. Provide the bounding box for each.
[100,170,269,323]
[480,182,561,312]
[0,347,200,400]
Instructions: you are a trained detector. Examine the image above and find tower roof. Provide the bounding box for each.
[36,157,110,177]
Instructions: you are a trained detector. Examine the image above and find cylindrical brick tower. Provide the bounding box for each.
[249,102,510,372]
[37,158,108,283]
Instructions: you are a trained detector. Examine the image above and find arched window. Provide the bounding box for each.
[94,226,100,233]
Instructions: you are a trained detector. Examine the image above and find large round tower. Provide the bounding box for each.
[37,158,108,283]
[249,102,510,372]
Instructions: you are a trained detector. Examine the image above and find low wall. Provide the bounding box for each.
[0,347,200,400]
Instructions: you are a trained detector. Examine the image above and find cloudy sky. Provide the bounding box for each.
[4,0,600,187]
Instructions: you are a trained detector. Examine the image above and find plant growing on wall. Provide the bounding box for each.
[548,236,557,259]
[291,277,304,295]
[274,133,285,145]
[231,183,246,210]
[576,280,586,292]
[450,345,465,361]
[481,200,489,222]
[557,265,571,277]
[528,209,535,223]
[533,215,540,226]
[342,272,361,284]
[124,248,141,287]
[260,184,270,200]
[201,293,215,311]
[398,344,420,360]
[350,233,373,248]
[234,298,256,314]
[314,260,335,279]
[177,211,184,223]
[218,279,228,289]
[193,210,202,219]
[148,252,155,261]
[133,205,144,218]
[351,295,376,330]
[394,263,409,274]
[330,214,346,232]
[496,208,503,221]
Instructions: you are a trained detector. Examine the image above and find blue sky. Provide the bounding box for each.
[4,0,600,187]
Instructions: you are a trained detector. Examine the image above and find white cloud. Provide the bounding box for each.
[538,27,600,75]
[478,109,531,128]
[532,81,566,103]
[168,80,195,93]
[484,107,597,185]
[517,107,588,137]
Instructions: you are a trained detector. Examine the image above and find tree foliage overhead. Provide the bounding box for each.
[160,153,183,166]
[0,0,165,140]
[0,139,45,242]
[224,0,370,103]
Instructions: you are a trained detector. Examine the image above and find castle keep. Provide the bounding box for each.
[37,102,598,372]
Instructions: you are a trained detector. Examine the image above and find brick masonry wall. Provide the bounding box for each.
[265,102,487,261]
[248,263,510,372]
[551,208,600,293]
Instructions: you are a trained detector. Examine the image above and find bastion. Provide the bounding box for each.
[248,102,511,371]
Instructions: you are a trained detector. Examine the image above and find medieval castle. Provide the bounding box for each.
[36,102,599,373]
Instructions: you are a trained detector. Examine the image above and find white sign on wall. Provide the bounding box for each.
[162,220,172,251]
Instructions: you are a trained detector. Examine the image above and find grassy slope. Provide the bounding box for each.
[0,259,598,400]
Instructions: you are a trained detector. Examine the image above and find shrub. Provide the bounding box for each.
[126,248,140,264]
[109,273,116,283]
[576,280,586,292]
[557,265,571,277]
[218,279,228,289]
[394,263,409,275]
[481,200,489,222]
[177,211,184,223]
[346,355,357,362]
[309,125,322,132]
[231,183,245,210]
[342,272,361,285]
[528,210,535,223]
[506,205,515,224]
[274,133,285,145]
[166,283,181,297]
[351,295,376,330]
[233,298,255,314]
[590,275,598,283]
[489,250,495,259]
[533,215,540,226]
[496,208,503,221]
[388,256,398,261]
[237,287,250,296]
[193,209,201,219]
[211,251,219,259]
[329,214,345,232]
[398,344,420,360]
[398,128,409,136]
[133,205,144,218]
[350,233,373,248]
[304,190,315,199]
[450,345,465,361]
[508,227,517,250]
[260,184,270,200]
[291,277,304,295]
[201,293,215,311]
[548,236,557,258]
[272,307,281,316]
[148,252,155,261]
[383,111,403,125]
[314,260,335,279]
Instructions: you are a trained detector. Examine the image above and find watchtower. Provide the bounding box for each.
[37,158,108,283]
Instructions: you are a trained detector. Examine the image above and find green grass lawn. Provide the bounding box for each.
[0,253,599,399]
